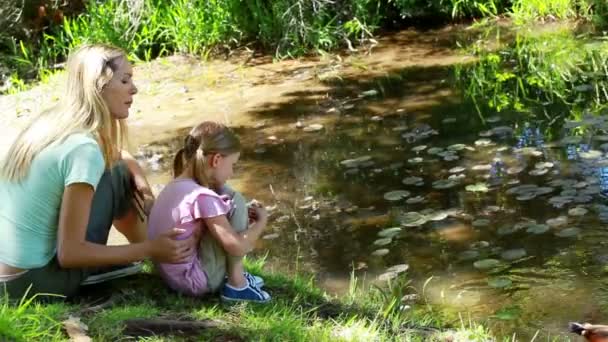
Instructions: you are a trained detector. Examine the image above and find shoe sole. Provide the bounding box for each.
[220,295,270,303]
[81,263,143,286]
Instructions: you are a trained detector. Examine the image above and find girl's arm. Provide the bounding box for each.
[204,209,268,257]
[56,183,194,268]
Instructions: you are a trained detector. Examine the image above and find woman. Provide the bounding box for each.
[0,44,197,299]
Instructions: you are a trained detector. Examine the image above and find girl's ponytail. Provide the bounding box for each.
[173,148,185,178]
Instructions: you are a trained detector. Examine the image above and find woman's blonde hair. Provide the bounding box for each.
[1,43,128,181]
[173,121,241,188]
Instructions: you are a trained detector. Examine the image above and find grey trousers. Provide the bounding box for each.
[199,186,249,292]
[2,162,135,300]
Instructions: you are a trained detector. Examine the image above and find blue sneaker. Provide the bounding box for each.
[221,283,271,303]
[244,272,264,288]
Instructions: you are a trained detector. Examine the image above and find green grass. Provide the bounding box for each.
[0,258,498,342]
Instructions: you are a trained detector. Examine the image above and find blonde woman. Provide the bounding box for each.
[0,44,197,299]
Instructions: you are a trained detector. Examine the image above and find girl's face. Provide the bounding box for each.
[208,152,240,188]
[101,57,138,119]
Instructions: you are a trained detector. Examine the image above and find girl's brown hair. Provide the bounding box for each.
[173,121,241,187]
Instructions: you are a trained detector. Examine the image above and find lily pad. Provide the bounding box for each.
[432,179,459,190]
[535,162,554,169]
[507,166,524,175]
[526,224,550,234]
[361,89,378,97]
[371,249,390,257]
[449,166,466,173]
[447,144,467,151]
[486,116,501,123]
[488,277,512,289]
[472,219,491,227]
[427,211,448,221]
[474,139,493,147]
[500,248,527,261]
[581,150,603,159]
[399,212,428,227]
[474,259,501,270]
[546,216,568,227]
[412,145,427,152]
[466,183,489,193]
[555,227,581,238]
[529,168,548,176]
[472,164,492,171]
[373,237,393,246]
[408,157,424,164]
[402,176,424,186]
[442,117,457,124]
[561,136,583,145]
[386,264,409,274]
[383,190,410,201]
[378,227,402,238]
[406,196,426,204]
[459,250,480,261]
[303,124,324,132]
[427,147,444,155]
[497,225,520,236]
[568,207,588,216]
[340,156,372,168]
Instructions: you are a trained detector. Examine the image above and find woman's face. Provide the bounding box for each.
[102,57,138,119]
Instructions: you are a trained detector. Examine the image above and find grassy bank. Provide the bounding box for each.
[3,0,608,94]
[0,258,498,341]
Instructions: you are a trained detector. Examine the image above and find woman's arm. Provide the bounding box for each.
[56,183,194,268]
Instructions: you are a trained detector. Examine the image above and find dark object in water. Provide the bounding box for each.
[569,322,608,342]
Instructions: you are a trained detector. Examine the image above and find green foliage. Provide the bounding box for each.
[389,0,506,19]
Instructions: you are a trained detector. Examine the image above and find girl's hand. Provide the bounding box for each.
[249,206,268,225]
[149,228,196,263]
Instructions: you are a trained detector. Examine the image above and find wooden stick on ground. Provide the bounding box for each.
[122,318,222,336]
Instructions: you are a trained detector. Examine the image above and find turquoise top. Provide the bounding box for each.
[0,133,105,269]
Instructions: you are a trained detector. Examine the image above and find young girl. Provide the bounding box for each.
[148,121,270,302]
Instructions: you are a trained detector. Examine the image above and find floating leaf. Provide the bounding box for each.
[263,233,280,240]
[386,264,409,274]
[373,237,392,246]
[427,147,444,155]
[399,212,428,227]
[507,166,524,175]
[412,145,427,152]
[408,157,424,164]
[474,139,493,147]
[466,183,489,193]
[340,156,372,168]
[493,306,522,321]
[486,115,501,123]
[378,227,402,238]
[529,168,548,176]
[472,219,491,227]
[303,124,324,132]
[371,249,390,257]
[470,241,490,249]
[383,190,410,201]
[546,216,568,227]
[427,211,448,221]
[472,164,492,171]
[459,250,480,261]
[447,144,467,151]
[488,277,512,289]
[474,259,501,270]
[561,136,583,145]
[526,224,549,234]
[442,117,457,124]
[568,207,588,217]
[500,248,527,261]
[406,196,426,204]
[449,166,466,173]
[402,176,424,186]
[361,89,378,97]
[580,150,603,159]
[432,179,460,189]
[535,162,554,169]
[555,227,581,238]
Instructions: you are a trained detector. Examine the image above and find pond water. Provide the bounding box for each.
[113,29,608,339]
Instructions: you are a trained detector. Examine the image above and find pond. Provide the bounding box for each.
[125,29,608,339]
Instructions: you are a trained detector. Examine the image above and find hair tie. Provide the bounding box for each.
[184,135,201,157]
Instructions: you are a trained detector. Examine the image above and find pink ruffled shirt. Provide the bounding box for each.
[147,179,232,296]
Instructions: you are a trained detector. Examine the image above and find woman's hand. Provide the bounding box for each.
[149,228,197,263]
